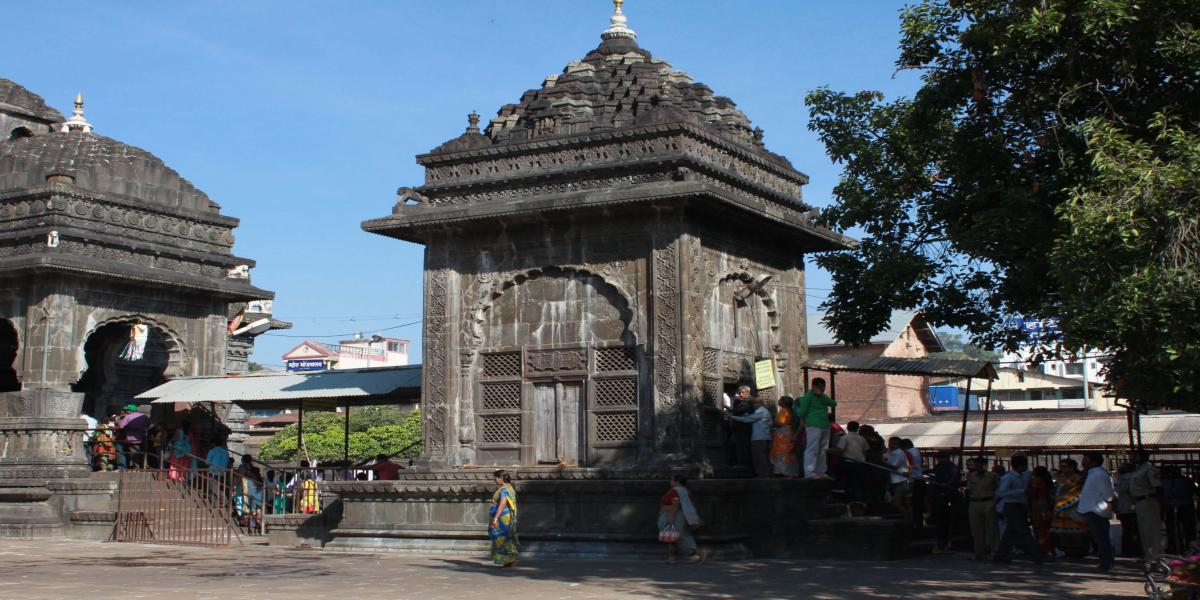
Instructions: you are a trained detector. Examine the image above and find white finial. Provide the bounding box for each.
[602,0,636,41]
[61,92,93,133]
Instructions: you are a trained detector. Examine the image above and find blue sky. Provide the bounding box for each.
[8,1,921,367]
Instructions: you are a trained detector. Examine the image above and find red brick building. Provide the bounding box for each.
[807,312,944,422]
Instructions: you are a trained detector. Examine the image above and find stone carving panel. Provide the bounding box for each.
[423,268,449,458]
[420,131,805,206]
[525,349,586,374]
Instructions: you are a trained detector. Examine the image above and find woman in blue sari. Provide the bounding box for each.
[489,469,519,567]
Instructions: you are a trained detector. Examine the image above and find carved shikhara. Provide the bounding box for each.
[423,267,450,457]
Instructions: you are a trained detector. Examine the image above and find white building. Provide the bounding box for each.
[281,334,410,371]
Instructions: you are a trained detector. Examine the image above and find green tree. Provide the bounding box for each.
[930,332,1001,363]
[258,407,423,462]
[806,0,1200,406]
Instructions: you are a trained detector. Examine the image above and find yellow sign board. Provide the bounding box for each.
[754,359,776,391]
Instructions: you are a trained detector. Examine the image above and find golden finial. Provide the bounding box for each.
[62,92,93,133]
[602,0,636,40]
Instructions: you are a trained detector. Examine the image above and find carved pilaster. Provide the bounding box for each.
[680,234,707,462]
[423,267,450,461]
[651,236,681,455]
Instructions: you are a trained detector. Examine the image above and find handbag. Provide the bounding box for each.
[658,523,680,543]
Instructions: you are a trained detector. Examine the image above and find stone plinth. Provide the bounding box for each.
[319,470,837,559]
[0,389,89,538]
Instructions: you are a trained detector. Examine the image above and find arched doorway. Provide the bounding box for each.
[73,321,174,418]
[472,267,640,467]
[0,319,19,393]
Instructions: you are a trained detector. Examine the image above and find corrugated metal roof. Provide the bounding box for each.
[138,366,421,407]
[873,413,1200,449]
[802,356,997,379]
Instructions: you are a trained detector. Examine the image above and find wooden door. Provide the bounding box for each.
[532,381,583,465]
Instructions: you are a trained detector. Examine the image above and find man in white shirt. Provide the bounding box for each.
[725,396,772,478]
[1079,452,1117,571]
[886,437,912,521]
[835,421,868,501]
[80,413,98,470]
[903,439,925,528]
[994,455,1045,563]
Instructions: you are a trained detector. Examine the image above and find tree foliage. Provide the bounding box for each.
[258,407,423,462]
[807,0,1200,405]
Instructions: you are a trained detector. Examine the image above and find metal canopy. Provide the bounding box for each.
[138,365,422,410]
[800,356,997,380]
[873,413,1200,449]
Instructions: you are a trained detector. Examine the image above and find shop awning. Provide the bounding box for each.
[801,356,997,379]
[872,412,1200,450]
[137,365,422,410]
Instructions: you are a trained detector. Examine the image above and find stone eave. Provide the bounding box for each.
[0,254,273,301]
[0,183,240,228]
[363,180,852,252]
[0,223,253,268]
[416,121,810,186]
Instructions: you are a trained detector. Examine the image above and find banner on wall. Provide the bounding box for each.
[754,358,776,391]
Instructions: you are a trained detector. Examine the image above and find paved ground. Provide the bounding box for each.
[0,539,1147,599]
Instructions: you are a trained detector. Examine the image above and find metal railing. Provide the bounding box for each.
[114,467,243,547]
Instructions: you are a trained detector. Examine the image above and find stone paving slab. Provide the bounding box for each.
[0,539,1145,599]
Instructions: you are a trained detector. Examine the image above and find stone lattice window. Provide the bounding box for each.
[481,381,522,411]
[478,351,524,447]
[482,351,522,378]
[594,377,637,407]
[595,346,636,373]
[480,414,522,444]
[594,412,638,443]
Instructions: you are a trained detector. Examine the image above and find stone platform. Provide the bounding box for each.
[284,469,905,560]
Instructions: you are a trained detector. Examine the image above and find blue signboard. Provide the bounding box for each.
[1006,316,1061,344]
[286,359,325,372]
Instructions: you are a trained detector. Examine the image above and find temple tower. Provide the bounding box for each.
[364,3,849,471]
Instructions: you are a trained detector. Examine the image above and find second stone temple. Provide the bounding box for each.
[363,2,850,473]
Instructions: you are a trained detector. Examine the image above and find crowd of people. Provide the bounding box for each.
[715,382,1199,570]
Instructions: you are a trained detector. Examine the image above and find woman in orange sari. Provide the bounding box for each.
[770,397,801,477]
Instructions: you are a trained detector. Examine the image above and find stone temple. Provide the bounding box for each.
[363,3,848,471]
[339,3,855,558]
[0,80,275,536]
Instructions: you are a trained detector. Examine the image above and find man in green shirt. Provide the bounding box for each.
[795,378,836,479]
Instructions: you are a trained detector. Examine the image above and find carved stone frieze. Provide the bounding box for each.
[525,349,587,374]
[420,132,805,206]
[0,195,235,252]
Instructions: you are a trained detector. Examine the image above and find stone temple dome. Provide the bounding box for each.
[430,5,794,170]
[0,130,218,213]
[0,88,218,213]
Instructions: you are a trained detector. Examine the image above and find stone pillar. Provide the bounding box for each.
[679,233,708,464]
[20,293,78,390]
[0,388,89,537]
[778,259,807,396]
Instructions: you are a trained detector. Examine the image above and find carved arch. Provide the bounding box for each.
[465,265,638,353]
[714,271,780,334]
[77,314,188,379]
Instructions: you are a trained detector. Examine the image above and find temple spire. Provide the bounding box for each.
[601,0,636,41]
[61,92,93,133]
